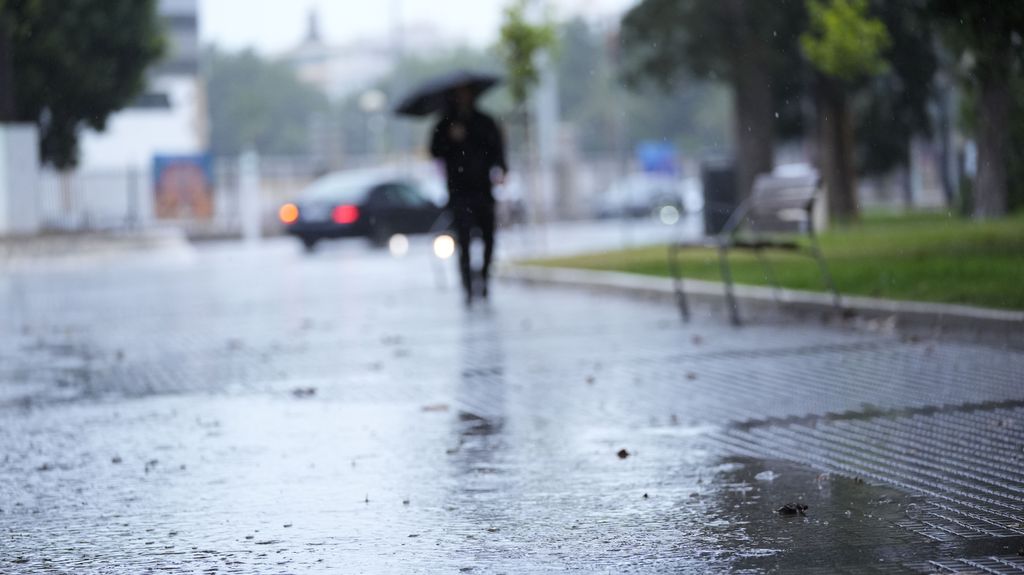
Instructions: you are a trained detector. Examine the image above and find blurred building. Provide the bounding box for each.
[37,0,210,231]
[281,9,449,102]
[77,0,208,170]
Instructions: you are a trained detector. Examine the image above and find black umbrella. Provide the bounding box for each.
[393,69,501,117]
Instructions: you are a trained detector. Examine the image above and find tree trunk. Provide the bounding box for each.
[817,76,858,221]
[974,65,1010,219]
[0,10,15,122]
[902,162,914,210]
[937,84,957,208]
[726,0,774,201]
[733,57,774,201]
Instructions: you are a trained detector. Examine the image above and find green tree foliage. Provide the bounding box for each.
[928,0,1024,218]
[854,1,937,177]
[556,17,731,158]
[498,0,557,109]
[620,0,944,218]
[1007,79,1024,213]
[801,0,891,82]
[800,0,892,221]
[204,48,329,157]
[0,0,164,168]
[1010,76,1024,213]
[620,0,807,198]
[959,74,1024,214]
[379,27,730,163]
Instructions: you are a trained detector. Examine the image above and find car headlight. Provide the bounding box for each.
[433,234,455,259]
[388,234,410,257]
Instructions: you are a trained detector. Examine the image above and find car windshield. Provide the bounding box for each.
[298,172,381,204]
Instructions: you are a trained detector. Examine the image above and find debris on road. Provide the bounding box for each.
[776,503,808,516]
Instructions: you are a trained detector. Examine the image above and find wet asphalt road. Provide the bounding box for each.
[1,230,1023,574]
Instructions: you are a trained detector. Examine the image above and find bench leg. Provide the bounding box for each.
[809,241,841,310]
[717,245,741,326]
[667,244,690,321]
[754,248,782,304]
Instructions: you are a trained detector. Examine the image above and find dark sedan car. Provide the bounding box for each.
[279,172,445,251]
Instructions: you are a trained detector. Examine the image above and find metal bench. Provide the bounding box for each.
[668,173,841,325]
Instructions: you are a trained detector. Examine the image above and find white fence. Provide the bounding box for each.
[38,168,149,231]
[35,156,329,237]
[31,150,952,238]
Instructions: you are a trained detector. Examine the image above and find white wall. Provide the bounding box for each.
[0,125,40,236]
[79,75,204,171]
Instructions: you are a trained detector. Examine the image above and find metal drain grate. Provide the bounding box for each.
[914,555,1024,574]
[712,406,1024,543]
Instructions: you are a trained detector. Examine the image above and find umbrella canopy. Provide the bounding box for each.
[393,70,501,117]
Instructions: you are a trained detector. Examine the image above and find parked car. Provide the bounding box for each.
[279,171,445,251]
[595,173,684,219]
[595,173,703,219]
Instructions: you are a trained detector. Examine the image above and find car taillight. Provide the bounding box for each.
[279,203,299,224]
[332,205,359,224]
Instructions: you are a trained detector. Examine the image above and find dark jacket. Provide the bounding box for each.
[430,109,507,207]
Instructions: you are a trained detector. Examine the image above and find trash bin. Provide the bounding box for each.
[700,159,737,235]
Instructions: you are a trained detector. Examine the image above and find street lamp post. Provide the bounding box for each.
[359,89,388,163]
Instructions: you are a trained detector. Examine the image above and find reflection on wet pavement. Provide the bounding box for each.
[1,239,1022,573]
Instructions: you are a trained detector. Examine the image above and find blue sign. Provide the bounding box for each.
[635,142,679,176]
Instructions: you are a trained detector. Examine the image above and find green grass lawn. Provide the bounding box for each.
[527,212,1024,310]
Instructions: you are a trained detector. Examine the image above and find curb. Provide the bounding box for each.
[499,264,1024,346]
[0,227,192,268]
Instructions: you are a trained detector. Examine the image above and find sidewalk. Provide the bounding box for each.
[500,264,1024,349]
[0,227,191,269]
[1,240,1022,573]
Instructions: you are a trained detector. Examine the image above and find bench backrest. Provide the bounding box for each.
[722,173,821,236]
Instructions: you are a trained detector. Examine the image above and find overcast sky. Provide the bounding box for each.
[199,0,638,54]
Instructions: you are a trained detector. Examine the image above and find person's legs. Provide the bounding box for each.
[478,205,496,297]
[453,208,474,301]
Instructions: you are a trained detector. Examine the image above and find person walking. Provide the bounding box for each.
[430,85,508,305]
